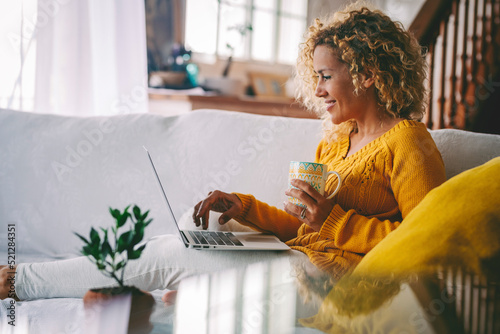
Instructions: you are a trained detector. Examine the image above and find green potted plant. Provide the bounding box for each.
[75,205,155,334]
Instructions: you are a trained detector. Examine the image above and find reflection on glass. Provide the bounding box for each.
[241,262,267,334]
[85,294,133,334]
[174,274,211,333]
[267,259,298,334]
[208,269,238,333]
[174,258,500,333]
[251,10,274,62]
[175,258,314,334]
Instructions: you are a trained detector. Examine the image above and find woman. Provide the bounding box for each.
[1,3,445,301]
[194,4,445,277]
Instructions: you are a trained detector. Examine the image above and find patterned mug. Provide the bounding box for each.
[288,161,342,208]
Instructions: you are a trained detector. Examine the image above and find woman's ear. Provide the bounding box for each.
[361,70,375,89]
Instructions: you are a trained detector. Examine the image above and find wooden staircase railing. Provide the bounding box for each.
[409,0,500,132]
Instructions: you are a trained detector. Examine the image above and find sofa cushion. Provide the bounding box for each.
[0,108,321,257]
[430,129,500,179]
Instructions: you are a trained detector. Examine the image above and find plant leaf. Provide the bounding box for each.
[133,205,141,221]
[117,212,129,228]
[90,243,101,261]
[127,249,142,260]
[117,230,133,252]
[110,208,120,219]
[74,232,90,245]
[127,244,146,260]
[101,238,112,259]
[90,228,100,245]
[82,245,92,256]
[132,226,145,245]
[141,210,150,221]
[116,261,125,271]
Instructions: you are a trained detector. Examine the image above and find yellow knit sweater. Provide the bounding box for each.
[234,120,446,278]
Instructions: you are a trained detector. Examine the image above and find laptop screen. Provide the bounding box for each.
[144,147,184,239]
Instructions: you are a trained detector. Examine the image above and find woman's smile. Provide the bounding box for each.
[325,100,337,111]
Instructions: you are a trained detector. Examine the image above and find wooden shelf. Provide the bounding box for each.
[148,91,318,119]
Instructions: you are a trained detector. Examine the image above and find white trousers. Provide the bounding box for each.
[15,234,307,300]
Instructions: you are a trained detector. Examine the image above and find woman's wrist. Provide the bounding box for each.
[231,193,253,220]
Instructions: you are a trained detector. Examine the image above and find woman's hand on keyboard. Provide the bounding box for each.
[193,191,243,230]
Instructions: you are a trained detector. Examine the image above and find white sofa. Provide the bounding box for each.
[1,108,499,333]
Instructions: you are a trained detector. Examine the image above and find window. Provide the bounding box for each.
[185,0,308,65]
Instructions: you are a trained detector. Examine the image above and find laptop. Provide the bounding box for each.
[145,147,290,250]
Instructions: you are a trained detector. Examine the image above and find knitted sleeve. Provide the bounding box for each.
[318,126,446,254]
[232,194,303,242]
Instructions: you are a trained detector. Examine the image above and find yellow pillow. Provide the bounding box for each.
[351,156,500,277]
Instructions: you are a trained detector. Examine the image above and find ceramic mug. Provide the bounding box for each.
[288,161,342,208]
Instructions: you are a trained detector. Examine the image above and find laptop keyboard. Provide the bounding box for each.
[189,231,244,246]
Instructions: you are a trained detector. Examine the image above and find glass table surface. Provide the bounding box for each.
[170,256,499,334]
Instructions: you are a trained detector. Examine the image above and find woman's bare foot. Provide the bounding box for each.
[162,290,177,306]
[0,265,19,300]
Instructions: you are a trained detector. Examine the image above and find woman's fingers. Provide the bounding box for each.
[201,204,210,229]
[193,198,212,228]
[290,179,324,202]
[285,188,317,209]
[192,191,243,229]
[284,179,335,232]
[192,201,202,227]
[283,201,305,219]
[283,200,327,231]
[196,195,217,230]
[286,188,315,208]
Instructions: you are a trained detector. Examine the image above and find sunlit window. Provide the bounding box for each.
[0,1,37,111]
[185,0,308,65]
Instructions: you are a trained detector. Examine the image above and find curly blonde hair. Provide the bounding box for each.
[295,2,428,141]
